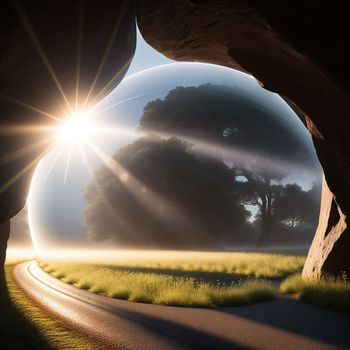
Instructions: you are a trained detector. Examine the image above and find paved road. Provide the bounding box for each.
[13,261,350,350]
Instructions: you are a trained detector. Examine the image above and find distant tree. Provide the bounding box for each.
[273,183,304,228]
[273,182,321,228]
[301,182,322,226]
[234,165,285,246]
[84,137,249,249]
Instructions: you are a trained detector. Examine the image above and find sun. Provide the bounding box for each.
[58,112,93,145]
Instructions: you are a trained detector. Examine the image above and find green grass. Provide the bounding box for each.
[1,258,98,350]
[40,250,305,278]
[40,260,275,307]
[38,250,305,307]
[280,274,350,312]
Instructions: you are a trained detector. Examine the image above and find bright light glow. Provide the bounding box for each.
[6,248,36,262]
[58,112,92,145]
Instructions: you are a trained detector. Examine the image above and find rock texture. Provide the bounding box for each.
[0,0,136,264]
[303,176,348,278]
[136,0,350,277]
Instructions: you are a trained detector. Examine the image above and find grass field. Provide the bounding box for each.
[280,274,350,312]
[39,250,306,278]
[1,256,98,350]
[38,251,305,307]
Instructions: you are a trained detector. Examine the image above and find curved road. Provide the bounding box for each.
[13,261,350,350]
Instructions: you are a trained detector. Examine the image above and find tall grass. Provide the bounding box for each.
[38,251,307,307]
[280,274,350,312]
[38,251,302,307]
[40,261,274,307]
[39,251,305,278]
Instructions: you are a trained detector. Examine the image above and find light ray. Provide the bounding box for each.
[0,93,63,123]
[82,0,129,109]
[141,129,319,178]
[0,136,54,166]
[93,125,139,139]
[90,93,147,119]
[0,147,52,194]
[15,1,73,115]
[87,56,133,107]
[75,0,85,112]
[0,124,58,135]
[85,140,198,240]
[63,146,73,185]
[43,144,66,183]
[79,143,132,241]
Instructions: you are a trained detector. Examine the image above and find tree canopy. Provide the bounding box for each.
[84,137,249,248]
[84,84,321,248]
[273,182,321,228]
[139,84,317,168]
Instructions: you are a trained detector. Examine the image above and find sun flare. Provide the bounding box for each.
[58,112,93,145]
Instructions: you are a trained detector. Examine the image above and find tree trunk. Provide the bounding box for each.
[303,176,349,279]
[291,217,296,228]
[258,210,272,247]
[257,175,273,247]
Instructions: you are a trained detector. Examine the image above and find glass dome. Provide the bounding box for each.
[28,62,321,250]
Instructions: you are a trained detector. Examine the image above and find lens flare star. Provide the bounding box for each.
[58,112,93,145]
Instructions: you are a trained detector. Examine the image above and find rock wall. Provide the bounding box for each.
[136,0,350,277]
[303,176,348,278]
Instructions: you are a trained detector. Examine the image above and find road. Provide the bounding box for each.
[13,261,350,350]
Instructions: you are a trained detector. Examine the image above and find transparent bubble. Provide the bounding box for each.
[28,62,321,250]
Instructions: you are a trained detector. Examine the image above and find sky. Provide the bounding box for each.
[125,27,174,77]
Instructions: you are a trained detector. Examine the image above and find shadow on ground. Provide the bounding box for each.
[219,297,350,348]
[104,265,276,285]
[0,269,54,350]
[100,296,350,350]
[102,303,251,350]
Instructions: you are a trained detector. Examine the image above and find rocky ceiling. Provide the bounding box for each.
[1,0,349,278]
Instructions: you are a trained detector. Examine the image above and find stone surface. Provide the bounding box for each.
[0,1,135,256]
[303,176,348,278]
[136,0,350,277]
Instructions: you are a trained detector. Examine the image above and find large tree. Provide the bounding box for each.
[138,84,320,244]
[139,84,318,167]
[84,137,249,249]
